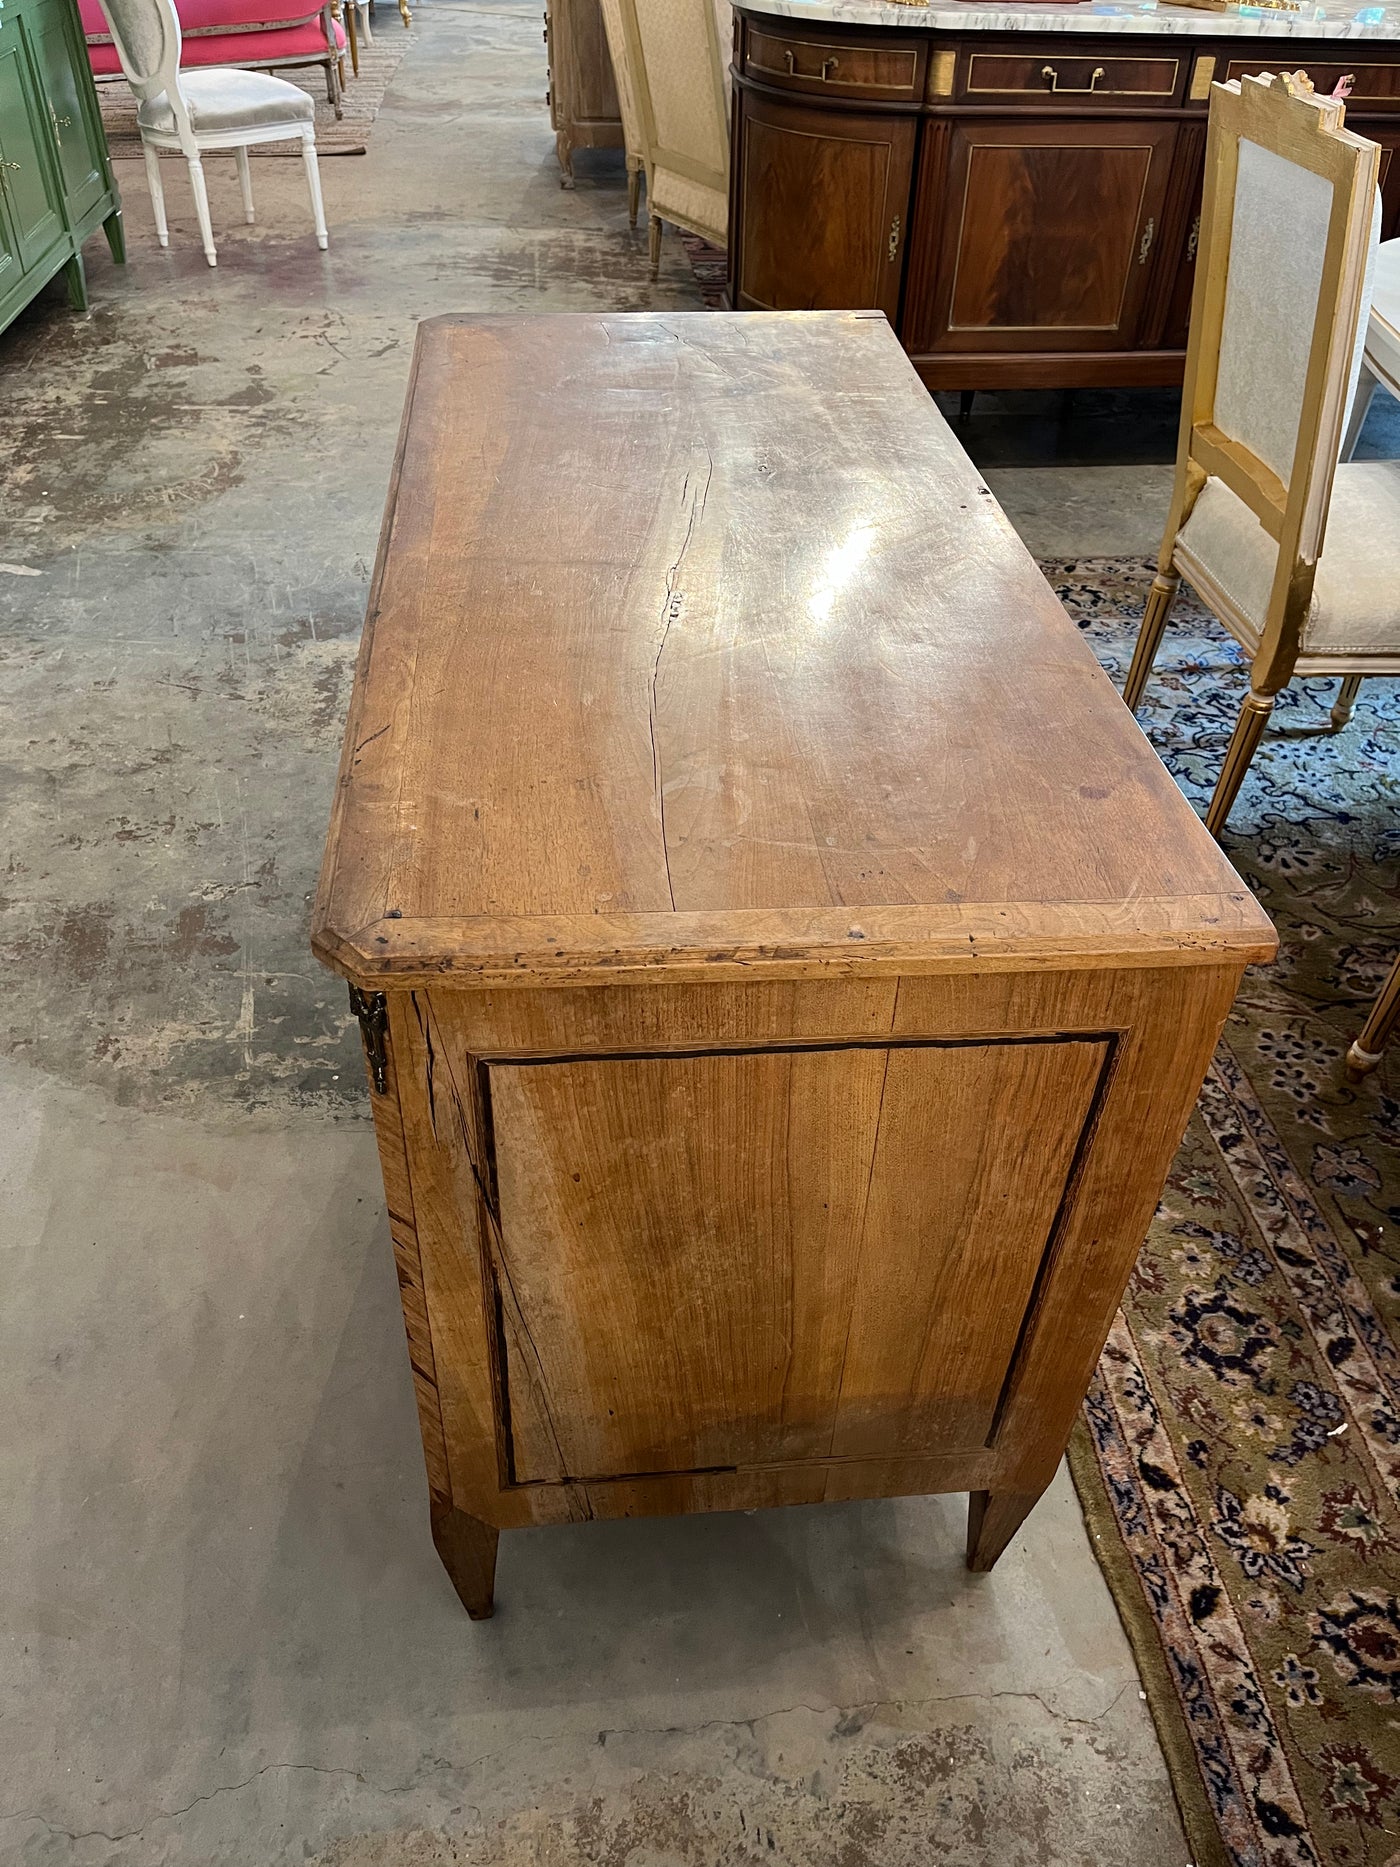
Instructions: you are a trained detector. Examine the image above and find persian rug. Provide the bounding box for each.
[1047,558,1400,1867]
[96,25,413,158]
[679,232,727,309]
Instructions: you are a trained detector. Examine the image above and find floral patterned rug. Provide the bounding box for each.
[1048,559,1399,1867]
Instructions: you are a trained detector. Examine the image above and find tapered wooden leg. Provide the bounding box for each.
[430,1500,499,1619]
[958,389,975,422]
[1122,572,1178,713]
[627,162,641,229]
[187,155,217,266]
[143,142,168,247]
[1331,674,1363,730]
[1205,689,1273,837]
[103,206,126,264]
[966,1489,1042,1572]
[648,212,662,280]
[1346,951,1400,1081]
[63,250,88,310]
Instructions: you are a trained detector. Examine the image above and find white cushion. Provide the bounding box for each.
[1176,462,1400,657]
[138,67,315,136]
[1366,237,1400,397]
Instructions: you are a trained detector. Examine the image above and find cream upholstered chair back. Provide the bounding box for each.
[1180,74,1380,613]
[618,0,730,255]
[98,0,182,104]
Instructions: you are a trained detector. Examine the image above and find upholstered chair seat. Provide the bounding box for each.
[1176,462,1400,658]
[137,66,315,134]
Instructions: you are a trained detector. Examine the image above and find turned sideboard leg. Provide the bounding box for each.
[430,1500,499,1619]
[966,1489,1042,1572]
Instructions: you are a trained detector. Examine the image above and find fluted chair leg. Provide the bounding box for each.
[1205,689,1274,837]
[1331,674,1363,730]
[648,213,662,280]
[1123,572,1179,713]
[1346,951,1400,1080]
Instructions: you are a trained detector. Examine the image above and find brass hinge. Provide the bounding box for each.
[348,984,389,1093]
[888,215,901,263]
[1138,216,1155,266]
[1186,214,1200,265]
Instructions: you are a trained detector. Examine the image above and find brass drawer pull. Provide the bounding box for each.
[1041,63,1106,94]
[781,48,840,80]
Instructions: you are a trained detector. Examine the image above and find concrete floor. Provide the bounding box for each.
[10,3,1393,1859]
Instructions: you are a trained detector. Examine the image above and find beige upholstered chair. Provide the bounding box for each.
[598,0,648,228]
[1122,73,1397,836]
[611,0,730,276]
[1342,236,1400,456]
[99,0,327,267]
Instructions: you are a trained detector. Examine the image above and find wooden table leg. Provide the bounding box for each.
[430,1500,499,1618]
[966,1489,1042,1572]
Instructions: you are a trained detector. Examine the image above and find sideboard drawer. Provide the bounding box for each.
[961,49,1186,108]
[1223,56,1400,111]
[742,23,925,102]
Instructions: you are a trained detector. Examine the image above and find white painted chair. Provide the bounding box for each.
[97,0,328,268]
[1342,236,1400,456]
[1122,73,1397,836]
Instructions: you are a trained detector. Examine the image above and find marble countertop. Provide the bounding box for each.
[729,0,1400,38]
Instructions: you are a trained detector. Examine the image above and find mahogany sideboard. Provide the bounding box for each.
[313,309,1274,1618]
[728,1,1400,390]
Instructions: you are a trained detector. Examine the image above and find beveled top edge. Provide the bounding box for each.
[312,894,1277,991]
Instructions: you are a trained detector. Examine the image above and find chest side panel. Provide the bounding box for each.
[486,1034,1108,1484]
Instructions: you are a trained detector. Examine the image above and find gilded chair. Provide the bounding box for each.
[611,0,730,276]
[1346,950,1400,1079]
[1341,235,1400,457]
[98,0,328,267]
[1122,73,1397,837]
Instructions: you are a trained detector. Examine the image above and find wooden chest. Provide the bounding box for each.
[313,310,1274,1617]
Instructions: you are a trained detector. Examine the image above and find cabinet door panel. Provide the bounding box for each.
[920,118,1177,354]
[0,39,64,271]
[735,91,915,320]
[29,0,106,224]
[487,1036,1108,1483]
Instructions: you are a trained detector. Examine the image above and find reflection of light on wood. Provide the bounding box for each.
[808,523,878,628]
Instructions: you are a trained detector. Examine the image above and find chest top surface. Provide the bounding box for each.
[313,311,1273,988]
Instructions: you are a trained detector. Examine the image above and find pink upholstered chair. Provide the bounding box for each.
[81,0,346,118]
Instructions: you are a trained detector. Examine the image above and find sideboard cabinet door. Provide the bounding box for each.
[909,117,1178,356]
[28,0,106,224]
[733,90,916,320]
[0,38,65,274]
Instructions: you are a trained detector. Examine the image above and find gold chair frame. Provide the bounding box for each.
[1122,73,1382,837]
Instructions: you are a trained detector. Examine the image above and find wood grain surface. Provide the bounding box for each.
[313,311,1272,989]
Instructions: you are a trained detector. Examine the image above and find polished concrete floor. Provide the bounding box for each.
[4,6,1393,1862]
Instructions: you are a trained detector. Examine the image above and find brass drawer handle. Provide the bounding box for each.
[1041,63,1106,94]
[781,48,840,80]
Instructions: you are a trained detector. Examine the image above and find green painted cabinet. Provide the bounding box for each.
[0,0,122,339]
